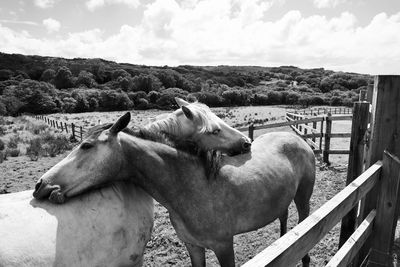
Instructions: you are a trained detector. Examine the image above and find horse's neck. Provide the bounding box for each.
[121,134,205,209]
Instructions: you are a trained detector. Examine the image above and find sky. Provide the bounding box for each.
[1,0,400,75]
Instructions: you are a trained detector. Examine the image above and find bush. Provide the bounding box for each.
[7,148,20,157]
[7,135,20,149]
[136,98,149,110]
[27,138,42,161]
[40,133,72,157]
[27,122,47,135]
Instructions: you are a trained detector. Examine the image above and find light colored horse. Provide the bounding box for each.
[0,182,153,267]
[33,113,316,267]
[144,98,251,156]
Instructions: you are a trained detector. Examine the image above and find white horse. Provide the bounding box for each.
[0,182,153,267]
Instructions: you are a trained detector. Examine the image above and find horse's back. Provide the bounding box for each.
[0,183,154,267]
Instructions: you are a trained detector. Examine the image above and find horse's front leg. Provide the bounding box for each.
[214,239,235,267]
[185,242,205,267]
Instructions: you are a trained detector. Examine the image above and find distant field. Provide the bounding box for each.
[45,105,351,166]
[45,105,289,130]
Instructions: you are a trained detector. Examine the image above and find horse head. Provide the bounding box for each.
[33,113,131,203]
[147,98,251,156]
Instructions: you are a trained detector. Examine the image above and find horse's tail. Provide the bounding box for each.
[294,147,316,223]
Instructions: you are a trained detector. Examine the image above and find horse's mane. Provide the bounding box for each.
[146,102,216,136]
[85,123,221,179]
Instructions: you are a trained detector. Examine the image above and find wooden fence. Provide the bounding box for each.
[33,115,86,141]
[238,108,353,164]
[288,107,353,116]
[286,112,353,164]
[243,75,400,267]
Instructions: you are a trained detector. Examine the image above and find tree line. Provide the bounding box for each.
[0,53,372,116]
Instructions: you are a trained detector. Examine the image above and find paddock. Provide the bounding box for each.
[1,76,400,266]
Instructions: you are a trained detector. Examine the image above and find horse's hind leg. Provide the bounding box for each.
[279,209,288,236]
[294,169,315,267]
[185,242,205,267]
[213,239,235,267]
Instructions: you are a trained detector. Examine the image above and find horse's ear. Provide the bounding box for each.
[175,97,190,107]
[181,106,194,120]
[110,112,131,135]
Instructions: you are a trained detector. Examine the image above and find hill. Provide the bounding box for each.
[0,52,372,115]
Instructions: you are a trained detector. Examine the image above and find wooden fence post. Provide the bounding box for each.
[80,126,83,140]
[357,75,400,264]
[319,118,324,152]
[312,113,317,143]
[338,102,370,248]
[65,122,68,133]
[323,113,332,164]
[71,123,76,140]
[248,124,255,141]
[367,84,373,103]
[367,151,400,266]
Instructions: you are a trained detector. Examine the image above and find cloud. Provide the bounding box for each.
[2,0,400,74]
[42,18,61,33]
[313,0,346,9]
[86,0,140,11]
[0,19,38,26]
[34,0,56,8]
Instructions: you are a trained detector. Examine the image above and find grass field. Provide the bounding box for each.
[0,105,372,266]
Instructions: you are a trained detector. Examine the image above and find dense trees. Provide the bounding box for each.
[0,52,373,115]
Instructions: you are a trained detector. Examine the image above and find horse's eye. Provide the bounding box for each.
[212,129,221,135]
[80,142,93,150]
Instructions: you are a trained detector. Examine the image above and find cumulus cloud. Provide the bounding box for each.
[313,0,346,9]
[42,18,61,33]
[2,0,400,74]
[86,0,140,11]
[34,0,56,9]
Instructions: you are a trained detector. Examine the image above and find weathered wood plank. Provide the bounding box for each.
[339,102,370,249]
[236,116,325,132]
[331,115,353,121]
[327,210,376,267]
[326,150,350,155]
[368,151,400,265]
[358,75,400,264]
[327,133,352,138]
[242,162,382,267]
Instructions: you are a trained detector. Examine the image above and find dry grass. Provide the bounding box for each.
[0,116,72,161]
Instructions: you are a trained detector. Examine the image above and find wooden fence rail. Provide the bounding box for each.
[288,107,353,116]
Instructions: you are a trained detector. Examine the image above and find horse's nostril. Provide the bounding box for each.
[34,179,43,192]
[242,142,251,150]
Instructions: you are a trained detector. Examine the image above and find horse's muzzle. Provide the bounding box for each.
[241,137,252,153]
[33,179,65,204]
